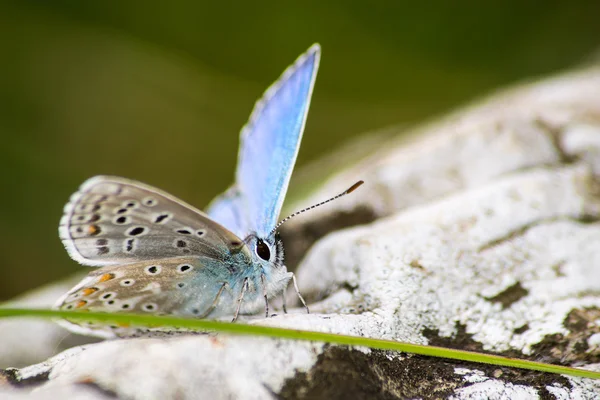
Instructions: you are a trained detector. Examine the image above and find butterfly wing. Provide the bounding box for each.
[207,44,321,237]
[205,186,246,238]
[54,256,240,337]
[59,176,246,267]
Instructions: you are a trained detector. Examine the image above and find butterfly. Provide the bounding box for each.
[53,44,361,337]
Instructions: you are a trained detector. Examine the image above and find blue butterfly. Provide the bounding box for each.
[54,44,360,337]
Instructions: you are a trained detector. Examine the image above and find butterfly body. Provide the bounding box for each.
[55,45,321,337]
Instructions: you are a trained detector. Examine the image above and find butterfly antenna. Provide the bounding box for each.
[270,180,364,235]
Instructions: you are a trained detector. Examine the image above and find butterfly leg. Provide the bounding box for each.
[260,273,269,317]
[232,278,249,322]
[198,282,228,319]
[282,285,288,314]
[290,272,309,314]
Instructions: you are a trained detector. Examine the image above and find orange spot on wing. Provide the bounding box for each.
[81,287,98,296]
[75,300,87,308]
[98,273,115,282]
[88,225,101,235]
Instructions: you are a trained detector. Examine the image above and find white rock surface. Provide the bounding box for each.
[0,275,98,369]
[3,67,600,399]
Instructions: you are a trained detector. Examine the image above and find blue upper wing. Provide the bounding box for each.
[206,186,245,238]
[207,44,321,238]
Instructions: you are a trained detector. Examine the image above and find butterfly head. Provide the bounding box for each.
[244,232,284,270]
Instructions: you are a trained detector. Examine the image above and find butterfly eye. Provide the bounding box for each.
[255,240,271,261]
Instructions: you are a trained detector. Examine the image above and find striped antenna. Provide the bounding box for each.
[270,180,364,235]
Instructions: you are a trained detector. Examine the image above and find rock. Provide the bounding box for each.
[0,276,100,369]
[3,67,600,399]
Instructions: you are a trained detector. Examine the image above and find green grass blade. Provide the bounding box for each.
[1,308,598,379]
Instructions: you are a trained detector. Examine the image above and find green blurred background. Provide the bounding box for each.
[1,1,599,301]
